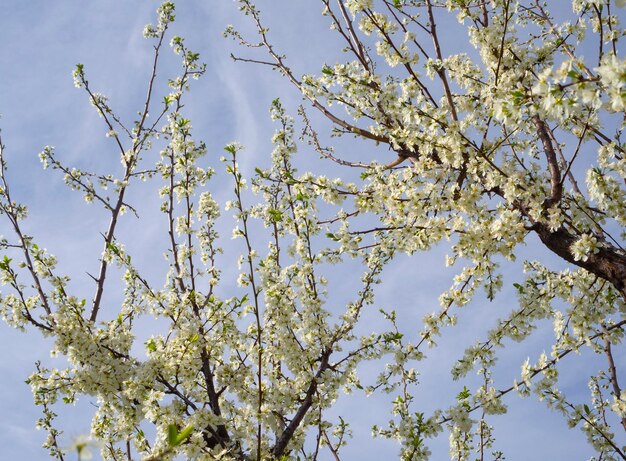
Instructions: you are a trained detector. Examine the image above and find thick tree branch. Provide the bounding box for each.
[272,351,331,459]
[532,222,626,299]
[532,115,562,208]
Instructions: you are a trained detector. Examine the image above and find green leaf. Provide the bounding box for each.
[567,70,579,79]
[177,424,194,443]
[167,423,194,447]
[0,256,11,271]
[167,424,179,446]
[268,208,283,223]
[456,386,471,400]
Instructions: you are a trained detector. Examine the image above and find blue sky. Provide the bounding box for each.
[0,1,623,460]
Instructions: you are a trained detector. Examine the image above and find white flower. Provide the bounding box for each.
[595,54,626,112]
[570,233,600,262]
[69,435,100,460]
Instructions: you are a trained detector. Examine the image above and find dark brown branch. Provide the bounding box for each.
[493,0,511,85]
[426,0,458,122]
[0,136,53,319]
[272,351,331,459]
[89,27,169,322]
[532,222,626,298]
[322,429,342,461]
[89,182,130,322]
[532,115,562,207]
[300,107,373,168]
[331,0,370,70]
[562,397,626,459]
[604,340,626,432]
[546,124,583,195]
